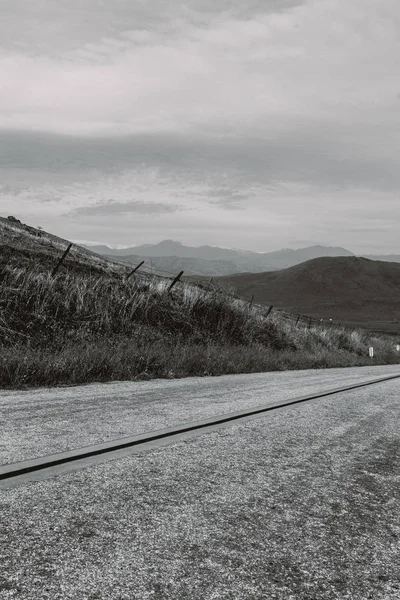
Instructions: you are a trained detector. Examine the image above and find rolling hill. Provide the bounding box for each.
[215,256,400,336]
[1,216,399,387]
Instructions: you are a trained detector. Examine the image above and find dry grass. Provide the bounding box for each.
[1,252,399,389]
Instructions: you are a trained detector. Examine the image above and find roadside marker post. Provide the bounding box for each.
[397,345,400,352]
[369,347,374,358]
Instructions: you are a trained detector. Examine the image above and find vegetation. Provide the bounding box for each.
[1,251,399,388]
[215,256,400,335]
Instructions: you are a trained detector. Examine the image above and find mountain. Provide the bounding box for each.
[363,254,400,263]
[82,241,355,275]
[2,216,399,340]
[214,256,400,335]
[79,244,137,257]
[128,240,251,261]
[84,240,255,261]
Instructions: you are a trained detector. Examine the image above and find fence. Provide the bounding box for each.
[112,259,367,334]
[50,242,394,337]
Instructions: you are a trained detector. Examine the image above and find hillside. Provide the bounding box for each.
[0,215,128,276]
[216,256,400,335]
[1,217,399,388]
[83,240,355,275]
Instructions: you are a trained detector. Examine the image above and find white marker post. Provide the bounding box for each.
[369,347,374,358]
[397,345,400,352]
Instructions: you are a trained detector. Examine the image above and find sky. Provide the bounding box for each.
[1,0,400,253]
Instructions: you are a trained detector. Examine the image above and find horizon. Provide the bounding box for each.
[1,1,400,254]
[72,236,397,256]
[3,213,400,255]
[73,238,348,253]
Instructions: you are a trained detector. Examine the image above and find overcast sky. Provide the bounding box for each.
[1,0,399,252]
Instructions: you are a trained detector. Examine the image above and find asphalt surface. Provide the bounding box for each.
[1,369,400,599]
[1,364,400,465]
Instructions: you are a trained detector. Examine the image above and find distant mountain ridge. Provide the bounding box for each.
[82,240,357,275]
[84,240,256,261]
[364,254,400,262]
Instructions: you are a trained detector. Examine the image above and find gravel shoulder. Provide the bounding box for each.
[1,378,400,599]
[2,364,400,465]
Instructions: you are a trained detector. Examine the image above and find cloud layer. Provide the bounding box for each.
[1,0,400,252]
[73,199,183,217]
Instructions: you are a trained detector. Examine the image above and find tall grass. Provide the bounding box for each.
[0,261,398,388]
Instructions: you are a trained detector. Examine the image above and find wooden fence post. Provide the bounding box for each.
[168,270,184,293]
[249,294,254,309]
[295,315,300,326]
[125,261,145,281]
[265,305,274,319]
[206,277,213,292]
[52,243,72,277]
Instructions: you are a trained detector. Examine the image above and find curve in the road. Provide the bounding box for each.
[2,372,400,483]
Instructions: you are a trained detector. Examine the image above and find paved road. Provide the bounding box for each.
[1,370,400,599]
[1,364,400,465]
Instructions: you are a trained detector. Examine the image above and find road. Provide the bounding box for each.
[1,364,400,465]
[1,366,400,599]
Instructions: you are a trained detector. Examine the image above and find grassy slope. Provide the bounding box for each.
[1,218,399,388]
[215,256,400,336]
[0,215,127,275]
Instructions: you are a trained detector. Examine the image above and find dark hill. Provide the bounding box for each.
[216,256,400,335]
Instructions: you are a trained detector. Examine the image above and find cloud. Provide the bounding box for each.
[205,189,249,210]
[1,0,399,138]
[1,128,400,255]
[1,0,400,253]
[72,200,184,217]
[0,1,303,57]
[2,129,400,194]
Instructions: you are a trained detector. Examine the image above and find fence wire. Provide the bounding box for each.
[56,244,378,336]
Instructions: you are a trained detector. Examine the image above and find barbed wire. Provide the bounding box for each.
[63,247,388,336]
[124,262,354,331]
